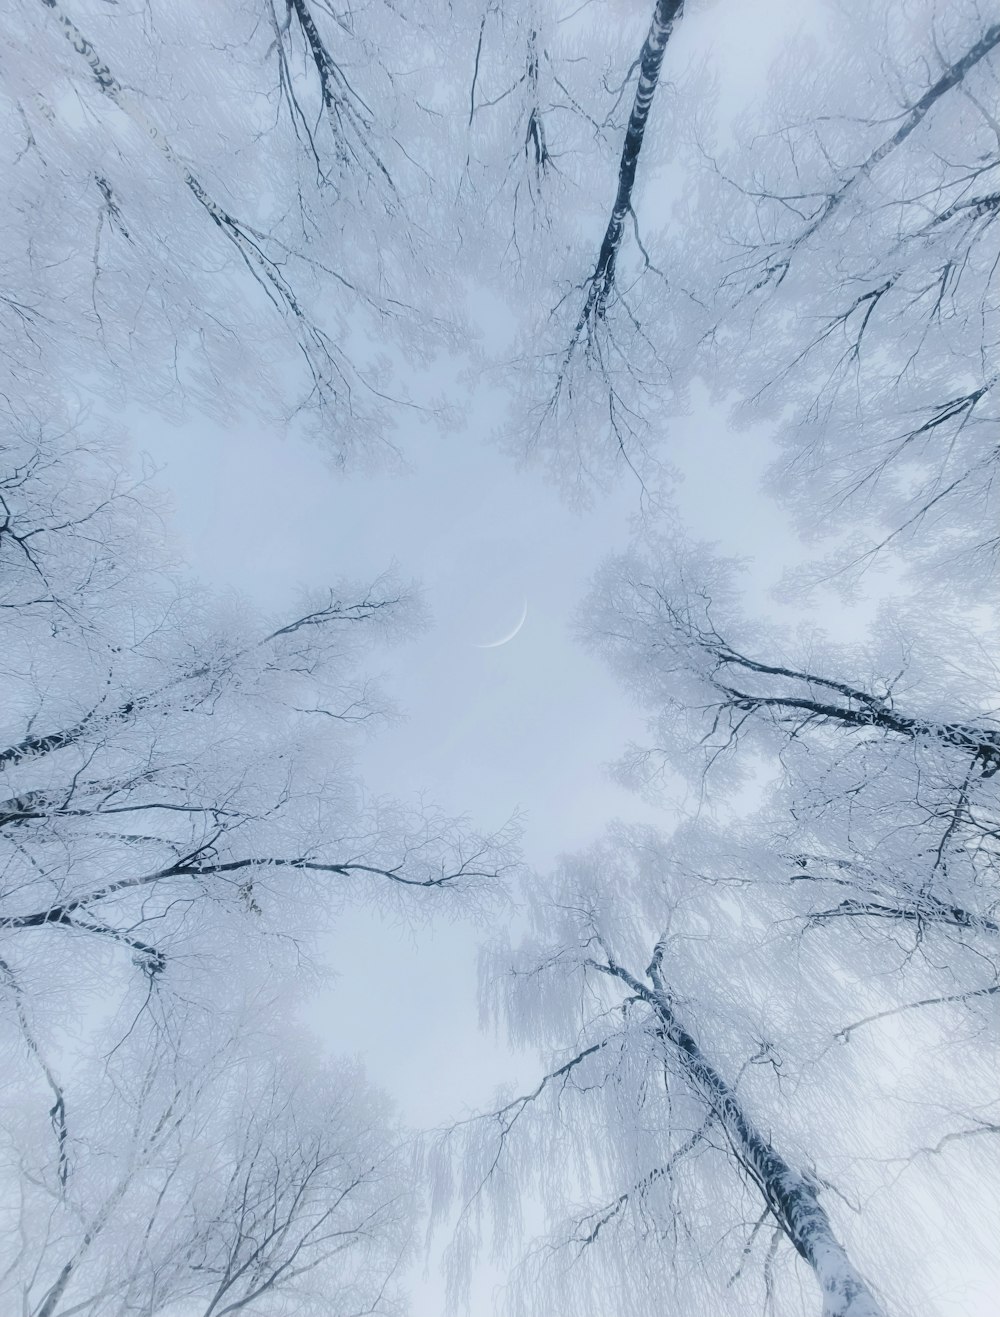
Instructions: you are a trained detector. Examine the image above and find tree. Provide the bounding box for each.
[3,7,521,1312]
[3,0,456,456]
[1,410,516,1315]
[5,0,694,479]
[0,413,514,1043]
[677,0,1000,583]
[2,998,412,1317]
[461,0,691,490]
[10,3,1000,1313]
[436,790,999,1314]
[433,6,1000,1311]
[465,0,1000,557]
[435,826,899,1317]
[552,537,1000,1309]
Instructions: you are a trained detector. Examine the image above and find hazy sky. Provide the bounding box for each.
[138,343,808,1094]
[139,383,785,1312]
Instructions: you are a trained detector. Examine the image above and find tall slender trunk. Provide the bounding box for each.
[602,955,885,1317]
[584,0,684,323]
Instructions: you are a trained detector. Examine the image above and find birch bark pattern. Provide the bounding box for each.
[584,0,684,324]
[601,956,885,1317]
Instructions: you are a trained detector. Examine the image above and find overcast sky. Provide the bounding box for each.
[134,318,804,1302]
[138,354,828,1176]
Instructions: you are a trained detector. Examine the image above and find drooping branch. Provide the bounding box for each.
[568,1116,714,1251]
[590,952,884,1317]
[469,1040,609,1135]
[38,0,356,410]
[441,1037,617,1230]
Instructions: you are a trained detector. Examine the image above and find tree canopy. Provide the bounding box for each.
[3,2,999,1315]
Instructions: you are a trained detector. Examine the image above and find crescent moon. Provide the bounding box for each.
[473,597,528,649]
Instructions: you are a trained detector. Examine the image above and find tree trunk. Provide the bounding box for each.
[605,956,884,1317]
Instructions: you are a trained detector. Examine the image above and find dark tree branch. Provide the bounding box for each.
[284,0,396,194]
[1,846,505,966]
[646,590,1000,774]
[570,1116,714,1251]
[39,0,357,411]
[549,0,684,399]
[835,982,1000,1043]
[582,0,684,323]
[0,592,394,772]
[806,895,999,937]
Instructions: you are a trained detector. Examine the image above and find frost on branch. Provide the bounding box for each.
[583,536,1000,950]
[680,0,1000,582]
[4,0,450,455]
[1,996,413,1317]
[0,419,515,1052]
[432,828,900,1317]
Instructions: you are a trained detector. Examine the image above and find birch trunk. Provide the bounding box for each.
[604,956,885,1317]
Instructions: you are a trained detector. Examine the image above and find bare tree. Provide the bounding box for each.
[2,1002,411,1317]
[449,6,1000,1311]
[12,5,1000,1315]
[462,0,1000,553]
[567,538,1000,1289]
[3,11,524,1312]
[0,416,514,1086]
[434,829,899,1317]
[3,0,452,455]
[682,0,1000,581]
